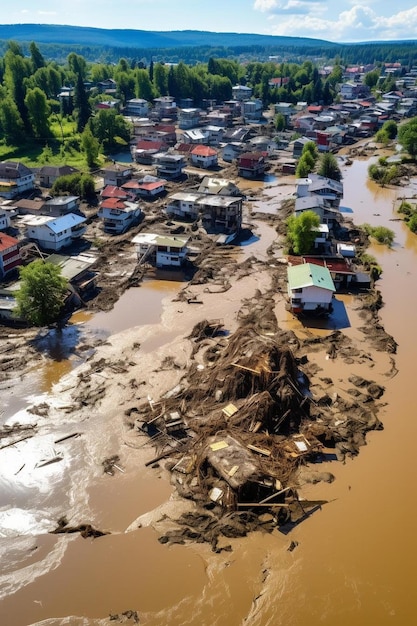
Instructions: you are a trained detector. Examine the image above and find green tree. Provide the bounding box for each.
[136,68,154,101]
[153,63,168,96]
[362,223,395,246]
[286,210,320,255]
[0,94,25,143]
[317,152,342,181]
[89,108,131,150]
[274,113,286,131]
[24,87,50,139]
[15,260,68,326]
[74,72,91,132]
[81,127,100,167]
[29,41,45,71]
[398,117,417,158]
[52,172,96,199]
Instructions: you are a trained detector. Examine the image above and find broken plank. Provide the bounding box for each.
[247,444,271,457]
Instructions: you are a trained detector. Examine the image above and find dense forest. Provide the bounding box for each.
[0,24,415,65]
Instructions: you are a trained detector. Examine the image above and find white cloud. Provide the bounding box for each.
[260,3,417,41]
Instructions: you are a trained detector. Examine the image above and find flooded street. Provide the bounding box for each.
[1,156,417,626]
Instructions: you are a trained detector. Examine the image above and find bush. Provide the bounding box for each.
[362,223,395,246]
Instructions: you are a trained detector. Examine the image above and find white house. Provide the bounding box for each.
[25,213,87,251]
[222,142,245,163]
[165,192,201,220]
[287,262,335,314]
[124,98,149,117]
[190,145,218,169]
[98,198,141,234]
[132,233,189,268]
[296,174,343,208]
[242,99,263,122]
[178,108,202,129]
[0,162,35,199]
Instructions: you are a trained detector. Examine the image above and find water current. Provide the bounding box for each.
[1,156,417,625]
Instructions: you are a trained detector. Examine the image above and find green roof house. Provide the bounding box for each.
[287,262,335,315]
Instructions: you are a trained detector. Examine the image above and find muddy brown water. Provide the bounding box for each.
[1,157,417,625]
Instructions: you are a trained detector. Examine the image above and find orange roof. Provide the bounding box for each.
[0,233,19,252]
[191,145,217,157]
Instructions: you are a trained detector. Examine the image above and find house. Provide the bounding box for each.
[98,198,141,234]
[178,108,202,130]
[153,96,177,120]
[197,195,242,242]
[96,100,120,111]
[132,233,189,268]
[232,85,253,101]
[222,142,245,163]
[38,165,79,187]
[205,110,232,127]
[124,98,149,117]
[46,252,98,298]
[237,152,266,179]
[25,213,87,251]
[287,262,335,314]
[0,233,22,278]
[128,176,166,199]
[165,192,202,221]
[292,136,313,158]
[165,192,242,241]
[102,165,133,188]
[0,162,35,199]
[204,125,224,146]
[132,140,167,165]
[190,145,218,169]
[242,99,263,122]
[101,185,133,201]
[97,78,117,94]
[247,136,277,156]
[0,208,11,231]
[153,153,186,179]
[296,174,343,208]
[303,256,356,290]
[295,196,341,228]
[42,196,81,217]
[181,128,208,145]
[197,177,242,197]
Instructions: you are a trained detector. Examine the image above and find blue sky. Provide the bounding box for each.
[3,1,417,43]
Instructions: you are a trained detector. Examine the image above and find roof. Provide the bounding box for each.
[132,233,189,249]
[39,165,78,177]
[191,145,217,157]
[46,253,97,280]
[101,185,130,199]
[0,161,33,179]
[26,213,86,233]
[287,263,335,292]
[0,233,19,252]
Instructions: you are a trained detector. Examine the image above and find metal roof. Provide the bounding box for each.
[287,262,335,292]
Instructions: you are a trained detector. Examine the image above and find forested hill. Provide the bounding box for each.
[0,24,332,49]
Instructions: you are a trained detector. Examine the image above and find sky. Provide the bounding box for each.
[2,0,417,43]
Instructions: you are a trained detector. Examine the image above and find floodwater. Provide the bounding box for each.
[2,157,417,625]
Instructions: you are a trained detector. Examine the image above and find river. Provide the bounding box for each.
[1,156,416,625]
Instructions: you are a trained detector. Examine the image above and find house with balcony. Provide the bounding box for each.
[0,233,22,278]
[25,213,87,251]
[296,174,343,208]
[287,262,335,315]
[190,145,218,169]
[152,96,177,120]
[132,233,189,268]
[165,192,242,242]
[165,192,202,221]
[153,152,186,179]
[0,162,35,199]
[98,198,141,234]
[197,177,242,197]
[124,98,149,117]
[178,108,202,129]
[237,152,267,179]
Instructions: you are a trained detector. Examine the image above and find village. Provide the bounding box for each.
[0,61,410,546]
